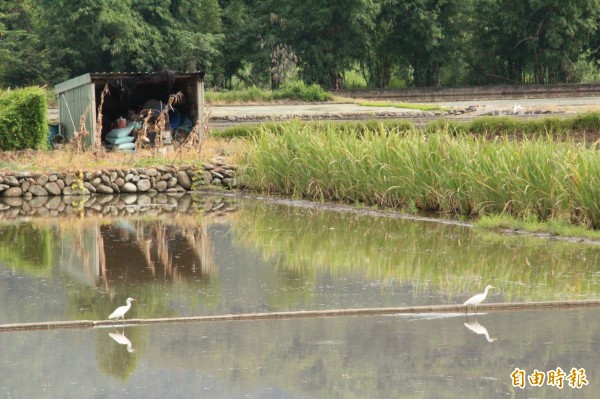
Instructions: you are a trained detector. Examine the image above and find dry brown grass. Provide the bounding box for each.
[70,104,91,154]
[0,137,239,172]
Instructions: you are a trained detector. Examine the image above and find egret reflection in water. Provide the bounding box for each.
[464,320,496,342]
[109,330,135,352]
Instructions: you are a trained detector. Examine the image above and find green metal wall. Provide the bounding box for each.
[56,75,96,147]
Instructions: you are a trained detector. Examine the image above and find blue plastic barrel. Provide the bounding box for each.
[48,124,59,144]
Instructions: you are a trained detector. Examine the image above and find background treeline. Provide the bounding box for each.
[1,0,599,90]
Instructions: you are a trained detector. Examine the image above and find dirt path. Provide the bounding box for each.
[210,97,600,118]
[210,103,425,118]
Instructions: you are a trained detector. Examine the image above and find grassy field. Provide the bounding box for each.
[213,119,416,139]
[425,112,600,137]
[215,112,600,140]
[206,82,333,104]
[235,118,600,230]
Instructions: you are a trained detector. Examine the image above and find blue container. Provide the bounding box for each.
[168,107,181,130]
[152,105,181,130]
[48,124,59,144]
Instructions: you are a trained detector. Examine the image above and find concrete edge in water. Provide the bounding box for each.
[1,300,599,333]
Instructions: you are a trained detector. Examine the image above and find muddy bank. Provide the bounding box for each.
[210,108,467,123]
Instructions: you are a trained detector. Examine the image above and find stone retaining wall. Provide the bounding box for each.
[0,161,237,199]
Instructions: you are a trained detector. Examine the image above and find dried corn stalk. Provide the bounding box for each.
[135,111,153,152]
[154,92,183,155]
[95,84,110,151]
[172,106,211,162]
[71,104,91,154]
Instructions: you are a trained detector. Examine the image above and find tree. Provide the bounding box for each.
[0,1,56,87]
[391,0,464,87]
[220,0,247,88]
[219,0,295,89]
[359,0,398,88]
[528,0,600,83]
[168,0,225,84]
[98,0,165,73]
[18,0,226,85]
[591,14,600,67]
[26,0,104,78]
[468,0,600,84]
[2,0,598,89]
[274,0,378,88]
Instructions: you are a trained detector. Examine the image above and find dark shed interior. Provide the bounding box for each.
[92,71,205,144]
[55,71,205,150]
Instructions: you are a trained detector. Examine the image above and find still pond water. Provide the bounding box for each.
[0,194,599,398]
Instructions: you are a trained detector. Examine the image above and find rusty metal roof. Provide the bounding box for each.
[88,70,204,79]
[55,70,205,93]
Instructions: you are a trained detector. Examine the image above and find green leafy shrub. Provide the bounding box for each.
[206,82,333,104]
[570,112,600,132]
[273,81,333,102]
[0,87,49,150]
[206,86,273,103]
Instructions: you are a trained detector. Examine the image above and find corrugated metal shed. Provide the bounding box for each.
[54,71,205,147]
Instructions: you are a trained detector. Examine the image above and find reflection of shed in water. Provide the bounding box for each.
[100,221,216,284]
[56,222,103,287]
[54,71,205,149]
[54,220,215,287]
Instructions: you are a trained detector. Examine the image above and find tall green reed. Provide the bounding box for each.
[238,122,600,228]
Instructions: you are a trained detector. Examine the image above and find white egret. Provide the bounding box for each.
[513,103,524,114]
[108,297,135,321]
[463,285,494,313]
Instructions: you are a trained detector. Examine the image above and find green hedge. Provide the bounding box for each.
[0,87,49,150]
[206,81,333,104]
[272,81,333,102]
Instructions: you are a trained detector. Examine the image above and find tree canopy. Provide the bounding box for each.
[0,0,599,89]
